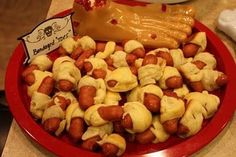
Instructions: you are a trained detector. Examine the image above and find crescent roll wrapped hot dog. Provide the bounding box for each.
[138,55,166,87]
[160,94,185,134]
[128,84,163,113]
[53,56,81,92]
[182,32,207,57]
[66,102,85,142]
[159,66,183,89]
[78,75,106,110]
[22,54,53,85]
[74,36,96,69]
[200,69,227,91]
[30,75,54,119]
[147,48,188,69]
[97,133,126,157]
[83,57,108,79]
[105,67,138,92]
[135,115,170,144]
[42,104,66,136]
[27,70,53,97]
[192,52,217,70]
[81,123,113,151]
[121,102,152,133]
[173,84,190,98]
[178,91,220,137]
[179,62,204,92]
[59,37,80,57]
[41,91,74,136]
[103,91,121,106]
[84,104,124,127]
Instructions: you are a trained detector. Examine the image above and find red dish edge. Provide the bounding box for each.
[5,8,236,157]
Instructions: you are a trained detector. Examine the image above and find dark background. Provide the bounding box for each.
[0,0,52,155]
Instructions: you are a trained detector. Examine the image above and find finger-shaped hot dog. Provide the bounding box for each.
[135,128,156,144]
[79,86,97,110]
[98,105,124,121]
[68,117,85,142]
[81,135,101,151]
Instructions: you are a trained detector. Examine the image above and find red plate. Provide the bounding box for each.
[5,4,236,157]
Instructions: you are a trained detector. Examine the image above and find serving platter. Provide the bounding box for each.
[5,2,236,157]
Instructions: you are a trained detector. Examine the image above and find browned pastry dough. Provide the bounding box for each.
[72,0,195,49]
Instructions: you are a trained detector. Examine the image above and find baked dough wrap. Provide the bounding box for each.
[134,58,144,68]
[84,57,108,75]
[160,95,185,123]
[150,115,170,143]
[53,91,78,105]
[27,70,53,97]
[53,57,81,90]
[42,105,66,136]
[95,41,116,59]
[72,1,195,49]
[179,100,205,138]
[179,62,203,82]
[84,104,108,126]
[78,35,96,50]
[65,102,84,131]
[186,32,207,52]
[61,37,79,54]
[159,66,182,89]
[123,102,152,133]
[201,69,224,91]
[138,58,166,87]
[82,123,113,141]
[104,91,121,105]
[110,51,128,68]
[78,76,106,104]
[124,40,144,53]
[127,84,163,103]
[31,54,52,71]
[52,56,75,74]
[173,84,190,98]
[184,91,220,119]
[139,84,163,103]
[30,91,51,119]
[193,52,217,70]
[169,49,187,68]
[97,133,126,157]
[105,67,138,92]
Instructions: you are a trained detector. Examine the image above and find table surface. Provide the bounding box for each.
[2,0,236,157]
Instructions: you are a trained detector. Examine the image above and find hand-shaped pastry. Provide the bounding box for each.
[105,67,138,92]
[78,75,106,110]
[160,94,185,134]
[121,102,152,133]
[97,133,126,157]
